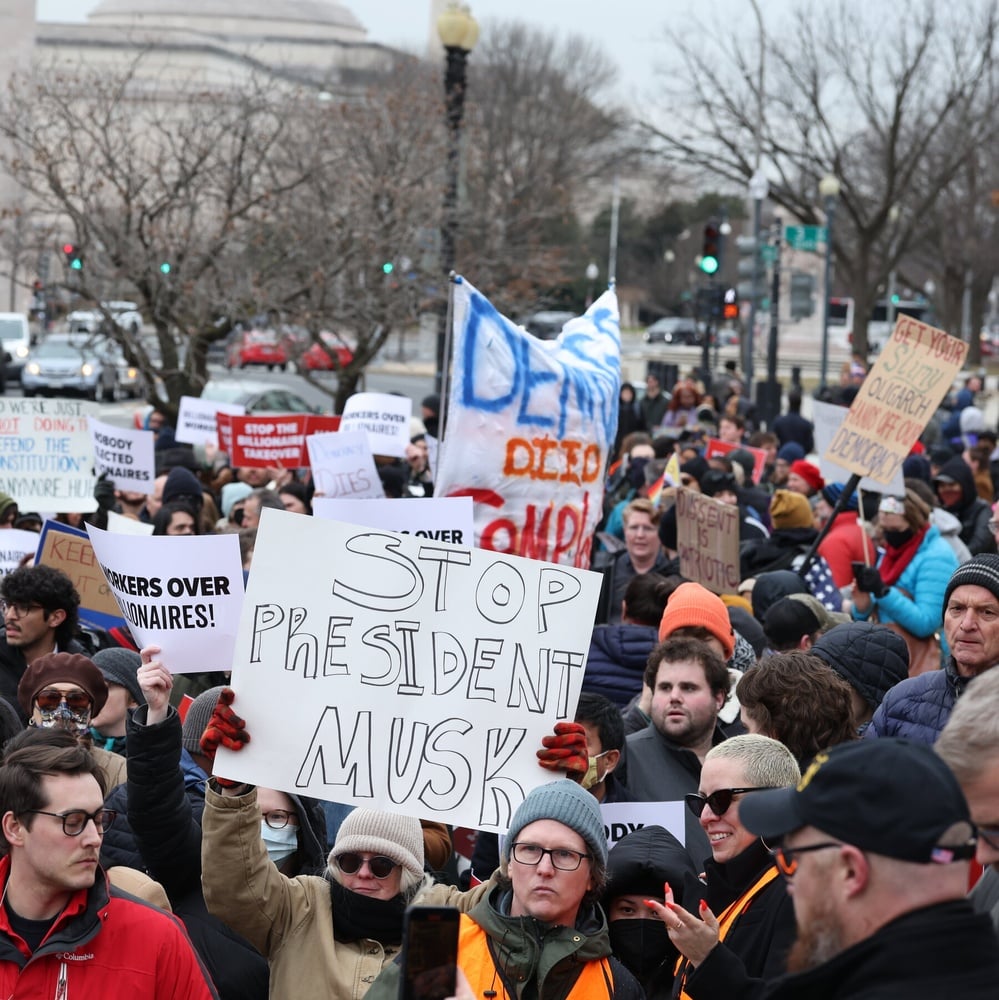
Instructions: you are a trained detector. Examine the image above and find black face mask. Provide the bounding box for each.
[608,919,676,984]
[883,528,915,549]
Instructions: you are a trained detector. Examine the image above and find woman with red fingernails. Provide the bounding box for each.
[644,735,800,1000]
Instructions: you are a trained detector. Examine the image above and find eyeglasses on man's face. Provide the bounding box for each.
[767,840,843,877]
[509,842,591,871]
[23,808,116,837]
[0,600,44,619]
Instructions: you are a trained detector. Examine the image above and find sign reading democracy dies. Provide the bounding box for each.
[89,418,156,488]
[0,398,98,511]
[215,507,602,831]
[307,431,382,500]
[87,525,244,673]
[675,488,740,594]
[313,496,475,546]
[176,395,245,447]
[824,317,967,485]
[339,392,412,458]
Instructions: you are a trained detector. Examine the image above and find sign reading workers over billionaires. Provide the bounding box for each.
[824,316,967,486]
[86,526,245,674]
[675,488,740,595]
[215,507,603,832]
[0,397,98,512]
[433,279,620,569]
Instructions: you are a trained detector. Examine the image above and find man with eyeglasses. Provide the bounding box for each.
[0,738,218,997]
[937,667,999,937]
[739,739,999,999]
[0,565,88,721]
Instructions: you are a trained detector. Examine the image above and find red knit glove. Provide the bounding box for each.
[537,722,588,777]
[199,688,250,787]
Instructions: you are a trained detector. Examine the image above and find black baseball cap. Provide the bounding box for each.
[739,739,975,865]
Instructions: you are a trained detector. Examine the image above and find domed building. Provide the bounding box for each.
[35,0,402,91]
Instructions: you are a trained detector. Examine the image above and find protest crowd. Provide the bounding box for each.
[1,298,999,1000]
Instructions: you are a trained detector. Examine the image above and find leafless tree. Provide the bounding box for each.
[646,0,998,356]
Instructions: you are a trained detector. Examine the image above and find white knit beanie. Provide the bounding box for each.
[331,809,424,883]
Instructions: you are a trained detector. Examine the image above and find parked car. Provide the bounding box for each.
[67,301,143,336]
[21,334,120,400]
[522,311,577,340]
[225,327,289,371]
[0,312,35,381]
[643,316,703,345]
[298,331,355,371]
[200,379,323,414]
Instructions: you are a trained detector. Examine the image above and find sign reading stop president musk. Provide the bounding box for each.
[433,278,620,569]
[824,317,967,486]
[215,506,602,832]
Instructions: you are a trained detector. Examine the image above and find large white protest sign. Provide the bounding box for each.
[307,431,383,500]
[0,398,98,512]
[176,395,245,447]
[599,801,687,850]
[89,417,156,490]
[313,496,475,547]
[0,529,39,576]
[216,506,602,831]
[339,392,412,458]
[433,279,620,569]
[86,525,244,674]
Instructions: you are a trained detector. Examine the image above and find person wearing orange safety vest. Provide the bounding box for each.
[367,780,643,1000]
[644,735,800,1000]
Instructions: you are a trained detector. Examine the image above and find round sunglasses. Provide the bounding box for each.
[333,853,400,879]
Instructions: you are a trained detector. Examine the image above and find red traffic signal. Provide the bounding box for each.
[62,243,75,255]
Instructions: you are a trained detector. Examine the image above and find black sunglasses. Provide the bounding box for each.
[333,853,400,879]
[685,786,773,818]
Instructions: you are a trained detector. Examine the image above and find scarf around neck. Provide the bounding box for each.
[328,877,407,944]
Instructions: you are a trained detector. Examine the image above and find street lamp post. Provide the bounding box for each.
[585,261,599,308]
[745,0,766,388]
[818,173,841,394]
[435,3,479,399]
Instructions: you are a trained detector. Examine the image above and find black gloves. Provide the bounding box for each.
[854,564,888,598]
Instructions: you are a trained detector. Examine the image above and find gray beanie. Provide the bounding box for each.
[181,686,225,755]
[92,647,145,708]
[504,780,607,867]
[943,554,999,611]
[331,809,424,883]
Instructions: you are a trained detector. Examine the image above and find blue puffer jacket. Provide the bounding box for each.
[865,661,978,744]
[583,624,658,707]
[852,525,958,640]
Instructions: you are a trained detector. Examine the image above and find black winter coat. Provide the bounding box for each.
[761,900,999,1000]
[583,624,659,707]
[936,455,996,555]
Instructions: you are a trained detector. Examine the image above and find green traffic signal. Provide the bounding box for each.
[699,255,719,275]
[890,293,900,304]
[70,258,83,271]
[160,262,171,274]
[382,261,394,274]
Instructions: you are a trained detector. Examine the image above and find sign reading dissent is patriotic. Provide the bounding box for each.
[434,278,620,569]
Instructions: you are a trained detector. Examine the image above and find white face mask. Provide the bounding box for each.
[261,821,299,865]
[581,749,613,790]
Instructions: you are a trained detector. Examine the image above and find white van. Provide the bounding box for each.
[0,313,33,379]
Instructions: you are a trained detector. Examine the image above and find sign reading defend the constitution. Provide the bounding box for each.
[823,316,967,486]
[215,507,602,832]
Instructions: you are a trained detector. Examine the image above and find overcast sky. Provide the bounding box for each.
[33,0,784,106]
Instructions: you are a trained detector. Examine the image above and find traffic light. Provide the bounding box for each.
[699,223,720,275]
[62,243,83,271]
[382,261,394,275]
[722,288,739,321]
[160,261,172,275]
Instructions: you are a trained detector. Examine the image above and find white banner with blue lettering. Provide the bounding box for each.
[434,279,620,569]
